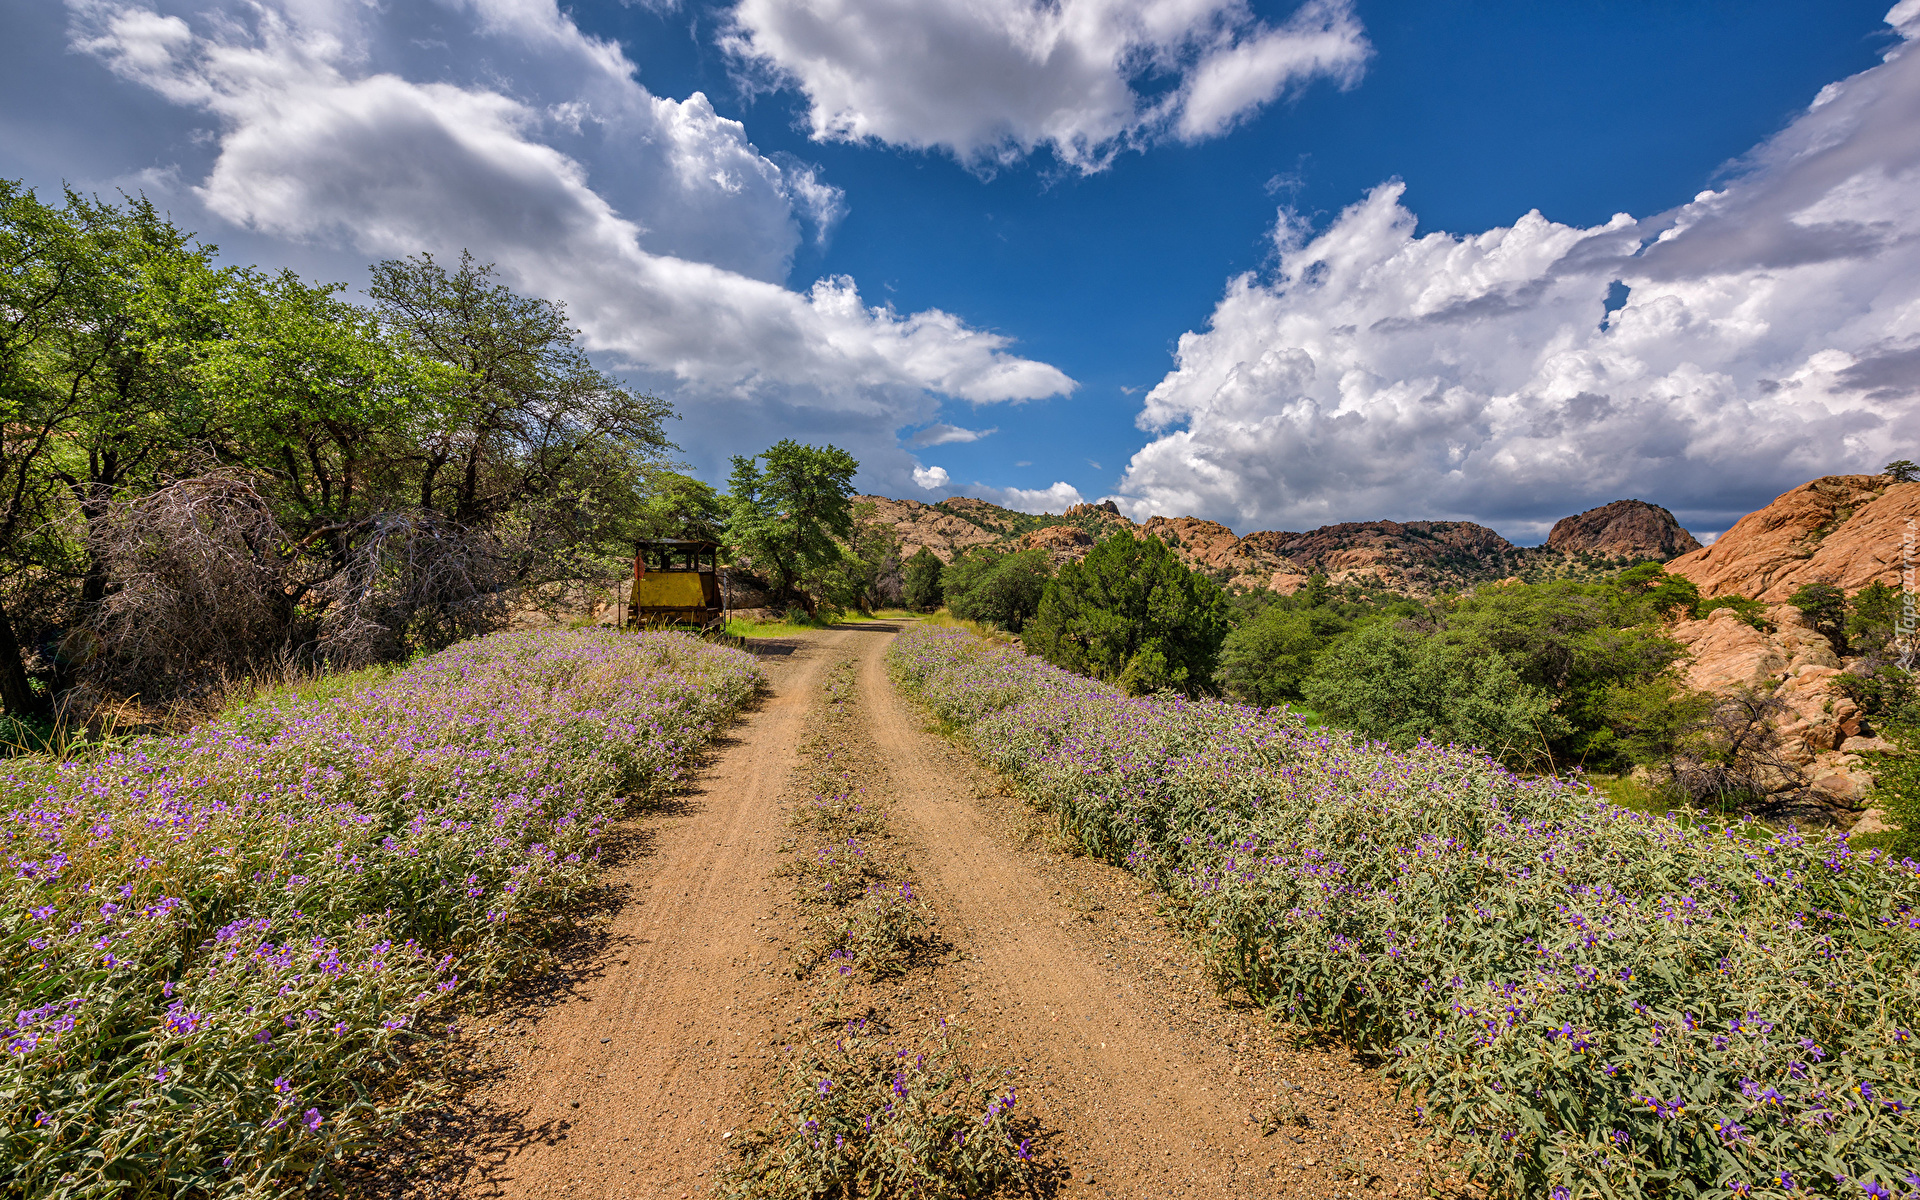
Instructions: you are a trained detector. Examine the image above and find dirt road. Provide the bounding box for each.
[444,623,1447,1200]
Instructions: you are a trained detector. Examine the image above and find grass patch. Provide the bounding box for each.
[727,616,833,638]
[923,610,1019,645]
[1588,773,1795,840]
[215,663,401,717]
[722,1015,1030,1199]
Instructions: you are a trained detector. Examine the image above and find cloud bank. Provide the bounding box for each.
[722,0,1369,171]
[64,0,1075,490]
[1117,3,1920,538]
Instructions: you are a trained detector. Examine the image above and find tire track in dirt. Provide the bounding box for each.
[433,621,1450,1200]
[852,625,1444,1199]
[448,630,856,1200]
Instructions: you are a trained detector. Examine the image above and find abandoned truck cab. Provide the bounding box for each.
[625,539,727,631]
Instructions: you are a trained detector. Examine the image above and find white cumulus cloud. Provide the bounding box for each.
[64,0,1074,482]
[722,0,1368,171]
[1117,3,1920,538]
[964,481,1087,513]
[911,464,952,489]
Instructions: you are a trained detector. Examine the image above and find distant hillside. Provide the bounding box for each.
[1548,499,1702,560]
[857,492,1709,597]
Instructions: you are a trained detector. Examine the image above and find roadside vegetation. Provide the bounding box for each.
[889,624,1920,1200]
[1,628,760,1195]
[917,507,1915,829]
[0,183,744,739]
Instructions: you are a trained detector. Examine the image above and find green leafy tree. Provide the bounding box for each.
[1022,532,1228,696]
[944,546,1051,632]
[902,547,944,611]
[1609,563,1700,620]
[1598,674,1717,769]
[1787,581,1849,655]
[1847,579,1904,655]
[203,269,436,566]
[0,183,95,714]
[1302,621,1565,767]
[632,470,727,542]
[1217,605,1350,706]
[724,439,858,611]
[841,499,904,611]
[1444,579,1685,763]
[367,251,674,529]
[0,185,231,713]
[1885,459,1918,483]
[1698,593,1770,629]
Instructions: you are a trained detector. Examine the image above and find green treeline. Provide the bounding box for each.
[1,183,699,718]
[932,527,1917,824]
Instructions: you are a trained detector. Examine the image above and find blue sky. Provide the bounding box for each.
[4,0,1917,540]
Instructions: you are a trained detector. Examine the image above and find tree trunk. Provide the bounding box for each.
[0,603,48,718]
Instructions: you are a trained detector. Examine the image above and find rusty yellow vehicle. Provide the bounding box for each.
[624,539,727,631]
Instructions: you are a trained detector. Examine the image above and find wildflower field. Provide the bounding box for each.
[887,626,1920,1200]
[2,629,760,1196]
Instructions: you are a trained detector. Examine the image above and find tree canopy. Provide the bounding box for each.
[724,439,859,612]
[0,182,683,714]
[1021,532,1228,696]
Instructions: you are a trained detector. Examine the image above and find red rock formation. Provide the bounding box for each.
[1242,520,1520,593]
[1139,516,1297,579]
[1664,475,1919,600]
[1017,524,1095,566]
[854,495,1011,563]
[1547,500,1702,560]
[1665,602,1882,807]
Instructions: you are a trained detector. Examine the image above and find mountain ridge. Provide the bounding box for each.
[859,494,1711,596]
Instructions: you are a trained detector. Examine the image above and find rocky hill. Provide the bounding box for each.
[1665,475,1920,601]
[1241,520,1528,594]
[856,494,1040,562]
[860,492,1714,596]
[1549,499,1702,560]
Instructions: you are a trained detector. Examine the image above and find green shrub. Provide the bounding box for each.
[902,546,945,611]
[1301,620,1563,767]
[1216,605,1349,706]
[943,546,1051,633]
[1021,532,1228,696]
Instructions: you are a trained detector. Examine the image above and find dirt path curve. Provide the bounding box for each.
[850,628,1294,1198]
[452,629,856,1200]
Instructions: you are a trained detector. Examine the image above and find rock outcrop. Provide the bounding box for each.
[1138,516,1298,584]
[1547,500,1702,561]
[1242,520,1522,594]
[1664,475,1919,600]
[855,495,1021,563]
[1017,523,1096,566]
[1666,603,1881,808]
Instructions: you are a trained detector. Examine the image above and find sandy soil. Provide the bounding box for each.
[428,622,1459,1200]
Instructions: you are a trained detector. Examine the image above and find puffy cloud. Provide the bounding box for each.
[910,422,998,446]
[64,0,1072,483]
[964,481,1087,513]
[1118,5,1920,539]
[722,0,1367,171]
[70,0,833,283]
[911,464,952,489]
